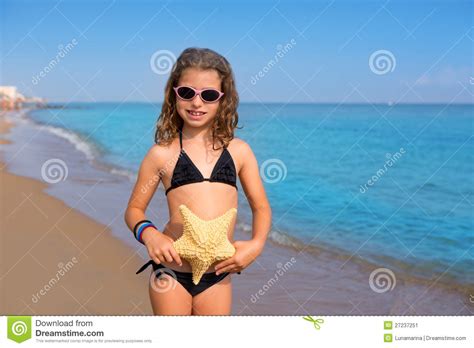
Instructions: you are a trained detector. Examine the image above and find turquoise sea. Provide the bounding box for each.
[28,102,474,287]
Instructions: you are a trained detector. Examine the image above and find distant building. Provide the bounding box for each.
[0,86,19,110]
[0,86,43,110]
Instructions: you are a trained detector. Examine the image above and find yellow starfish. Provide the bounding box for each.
[173,204,237,285]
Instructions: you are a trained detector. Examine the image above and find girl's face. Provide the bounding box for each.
[175,67,222,127]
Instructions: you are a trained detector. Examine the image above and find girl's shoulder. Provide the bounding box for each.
[148,141,174,157]
[227,137,255,170]
[145,139,180,170]
[227,136,248,150]
[229,136,255,151]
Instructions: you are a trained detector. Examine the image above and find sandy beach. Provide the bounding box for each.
[1,109,472,316]
[0,113,152,315]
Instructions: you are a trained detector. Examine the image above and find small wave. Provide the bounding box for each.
[236,221,252,233]
[268,229,306,250]
[256,227,473,291]
[23,109,139,183]
[109,167,137,182]
[38,124,98,161]
[235,222,307,249]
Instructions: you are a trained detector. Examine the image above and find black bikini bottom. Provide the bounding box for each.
[136,260,238,297]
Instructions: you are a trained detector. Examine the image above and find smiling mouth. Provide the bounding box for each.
[187,110,207,116]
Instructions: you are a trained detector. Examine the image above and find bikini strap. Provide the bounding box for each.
[135,260,154,274]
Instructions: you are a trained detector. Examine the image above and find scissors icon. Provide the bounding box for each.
[302,315,324,330]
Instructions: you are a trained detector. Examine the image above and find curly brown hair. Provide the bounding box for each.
[154,47,240,150]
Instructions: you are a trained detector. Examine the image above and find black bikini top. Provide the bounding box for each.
[165,129,238,195]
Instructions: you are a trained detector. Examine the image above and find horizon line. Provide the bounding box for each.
[38,100,474,106]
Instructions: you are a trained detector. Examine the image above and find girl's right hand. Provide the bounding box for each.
[141,228,183,266]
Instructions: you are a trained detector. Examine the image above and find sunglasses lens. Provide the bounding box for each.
[201,89,221,102]
[176,87,195,100]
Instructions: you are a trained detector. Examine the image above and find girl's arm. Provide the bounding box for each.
[238,140,272,249]
[215,140,272,275]
[124,145,182,265]
[124,145,162,233]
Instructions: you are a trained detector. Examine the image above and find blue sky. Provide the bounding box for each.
[1,0,472,103]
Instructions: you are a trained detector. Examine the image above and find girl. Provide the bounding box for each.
[124,47,272,315]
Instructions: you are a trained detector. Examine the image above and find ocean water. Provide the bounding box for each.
[28,102,474,286]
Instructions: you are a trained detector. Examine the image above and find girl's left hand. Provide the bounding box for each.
[215,240,264,275]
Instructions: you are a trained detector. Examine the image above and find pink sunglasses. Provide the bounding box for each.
[173,86,224,103]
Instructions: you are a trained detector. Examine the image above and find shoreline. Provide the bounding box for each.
[1,108,472,315]
[0,112,153,315]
